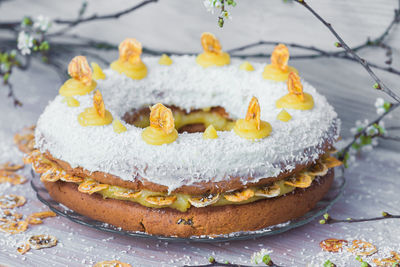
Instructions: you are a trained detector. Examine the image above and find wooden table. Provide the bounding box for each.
[0,0,399,266]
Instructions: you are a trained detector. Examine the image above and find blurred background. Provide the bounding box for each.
[0,0,399,152]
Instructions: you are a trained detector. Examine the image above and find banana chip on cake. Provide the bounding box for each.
[78,180,109,194]
[255,183,281,198]
[145,195,177,206]
[189,194,220,207]
[224,188,254,202]
[113,190,141,199]
[284,173,312,188]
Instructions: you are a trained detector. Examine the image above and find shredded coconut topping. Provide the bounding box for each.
[35,56,340,192]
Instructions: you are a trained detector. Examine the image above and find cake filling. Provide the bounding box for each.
[25,150,341,212]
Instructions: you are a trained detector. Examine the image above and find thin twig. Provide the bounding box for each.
[323,212,400,225]
[49,0,158,36]
[294,0,400,104]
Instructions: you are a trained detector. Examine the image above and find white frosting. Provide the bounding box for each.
[35,56,340,192]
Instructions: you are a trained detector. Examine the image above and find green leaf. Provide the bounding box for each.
[262,254,271,265]
[39,41,50,51]
[323,260,334,267]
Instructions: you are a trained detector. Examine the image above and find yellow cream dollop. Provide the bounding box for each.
[158,54,173,66]
[78,90,113,126]
[60,56,96,96]
[234,97,272,140]
[142,103,178,145]
[113,120,127,134]
[203,125,218,139]
[276,72,314,110]
[239,61,255,71]
[262,44,298,81]
[277,109,292,122]
[91,62,106,80]
[196,32,230,68]
[110,38,147,80]
[62,96,80,107]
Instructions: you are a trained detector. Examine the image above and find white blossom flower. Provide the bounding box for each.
[203,0,217,14]
[33,15,52,32]
[374,97,385,108]
[251,248,273,265]
[17,31,34,55]
[376,107,385,115]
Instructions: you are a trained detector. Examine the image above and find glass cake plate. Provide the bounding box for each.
[31,168,346,242]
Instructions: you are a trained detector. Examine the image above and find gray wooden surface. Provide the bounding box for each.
[0,0,399,266]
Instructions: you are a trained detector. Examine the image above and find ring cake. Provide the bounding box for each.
[26,34,342,237]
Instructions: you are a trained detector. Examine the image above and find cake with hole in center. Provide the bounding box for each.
[25,33,342,237]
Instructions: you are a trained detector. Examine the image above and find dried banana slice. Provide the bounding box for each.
[322,155,343,169]
[188,194,220,207]
[347,240,377,256]
[0,210,23,222]
[320,238,348,252]
[32,160,54,174]
[78,180,109,195]
[60,175,84,183]
[0,171,27,185]
[40,168,62,182]
[224,188,255,202]
[94,260,132,267]
[255,183,281,198]
[0,194,26,209]
[0,221,28,234]
[0,162,24,171]
[113,190,141,199]
[308,160,328,177]
[284,173,312,188]
[372,251,400,266]
[14,126,36,153]
[28,234,57,250]
[26,211,56,225]
[23,150,41,164]
[145,195,177,206]
[17,243,31,255]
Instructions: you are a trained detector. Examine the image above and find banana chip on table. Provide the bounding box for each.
[0,194,26,209]
[347,240,377,256]
[94,260,132,267]
[189,194,220,207]
[0,171,27,185]
[0,209,22,222]
[320,238,348,252]
[373,251,400,266]
[224,188,254,202]
[0,162,24,171]
[28,234,57,250]
[14,125,36,153]
[26,211,56,225]
[0,220,28,234]
[255,183,281,198]
[145,195,177,206]
[16,243,31,255]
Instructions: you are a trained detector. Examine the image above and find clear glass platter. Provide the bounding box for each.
[31,169,345,243]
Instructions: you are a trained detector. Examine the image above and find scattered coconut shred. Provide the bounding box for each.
[35,56,339,192]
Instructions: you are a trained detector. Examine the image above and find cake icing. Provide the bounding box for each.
[35,55,340,192]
